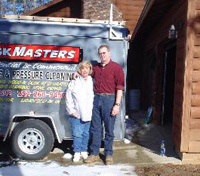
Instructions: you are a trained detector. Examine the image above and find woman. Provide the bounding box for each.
[65,61,94,162]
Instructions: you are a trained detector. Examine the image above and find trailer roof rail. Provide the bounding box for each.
[0,15,126,26]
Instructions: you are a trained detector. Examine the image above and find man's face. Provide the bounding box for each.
[98,47,111,64]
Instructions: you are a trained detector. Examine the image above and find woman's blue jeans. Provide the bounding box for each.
[90,94,116,156]
[69,116,91,153]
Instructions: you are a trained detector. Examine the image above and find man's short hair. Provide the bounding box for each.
[98,44,110,52]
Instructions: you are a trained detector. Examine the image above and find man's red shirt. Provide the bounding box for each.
[93,60,124,94]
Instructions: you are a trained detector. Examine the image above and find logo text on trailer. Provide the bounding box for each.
[0,44,80,63]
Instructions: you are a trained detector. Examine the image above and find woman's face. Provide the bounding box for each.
[80,66,90,78]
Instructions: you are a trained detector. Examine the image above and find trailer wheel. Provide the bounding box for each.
[11,119,54,160]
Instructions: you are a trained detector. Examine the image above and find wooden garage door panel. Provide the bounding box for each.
[189,129,200,140]
[189,141,200,152]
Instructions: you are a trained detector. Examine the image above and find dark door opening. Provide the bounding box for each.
[161,45,176,125]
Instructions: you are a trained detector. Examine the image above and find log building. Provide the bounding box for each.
[129,0,200,162]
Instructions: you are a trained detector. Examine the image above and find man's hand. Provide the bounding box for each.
[73,72,79,80]
[111,105,120,116]
[111,90,122,116]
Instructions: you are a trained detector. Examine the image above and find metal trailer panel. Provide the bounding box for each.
[0,19,127,39]
[0,18,128,141]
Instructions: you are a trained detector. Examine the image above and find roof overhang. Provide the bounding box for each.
[131,0,155,42]
[130,0,178,42]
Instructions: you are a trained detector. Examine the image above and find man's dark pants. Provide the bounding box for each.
[90,94,116,156]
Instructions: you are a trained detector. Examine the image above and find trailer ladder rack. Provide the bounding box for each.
[0,15,126,26]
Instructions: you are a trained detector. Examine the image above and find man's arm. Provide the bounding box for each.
[72,72,79,80]
[111,89,123,116]
[111,63,124,117]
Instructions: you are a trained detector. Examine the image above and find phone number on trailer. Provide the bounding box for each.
[17,90,65,99]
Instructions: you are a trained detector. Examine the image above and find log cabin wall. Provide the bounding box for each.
[141,0,200,155]
[140,0,188,152]
[188,0,200,153]
[25,0,83,18]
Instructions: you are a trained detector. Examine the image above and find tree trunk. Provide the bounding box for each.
[11,0,16,14]
[23,0,26,12]
[0,0,2,15]
[34,0,37,8]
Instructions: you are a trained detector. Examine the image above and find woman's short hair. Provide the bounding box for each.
[78,61,93,75]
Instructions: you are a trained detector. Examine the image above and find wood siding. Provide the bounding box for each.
[130,0,200,157]
[189,0,200,152]
[25,0,83,18]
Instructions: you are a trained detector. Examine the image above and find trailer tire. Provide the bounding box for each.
[11,119,54,160]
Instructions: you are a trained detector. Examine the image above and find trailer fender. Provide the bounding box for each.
[4,115,62,143]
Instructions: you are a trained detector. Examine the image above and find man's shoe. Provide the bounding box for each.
[83,155,100,163]
[105,155,113,165]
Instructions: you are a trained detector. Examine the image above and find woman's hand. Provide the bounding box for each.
[71,113,79,118]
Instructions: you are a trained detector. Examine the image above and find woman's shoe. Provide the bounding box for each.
[81,152,88,160]
[73,152,81,162]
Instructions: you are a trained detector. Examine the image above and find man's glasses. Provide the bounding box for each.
[99,52,106,55]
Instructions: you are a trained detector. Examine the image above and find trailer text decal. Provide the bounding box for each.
[0,44,80,63]
[0,61,78,104]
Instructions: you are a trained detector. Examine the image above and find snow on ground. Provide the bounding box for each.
[0,161,138,176]
[0,117,145,176]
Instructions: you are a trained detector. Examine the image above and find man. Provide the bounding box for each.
[84,44,124,165]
